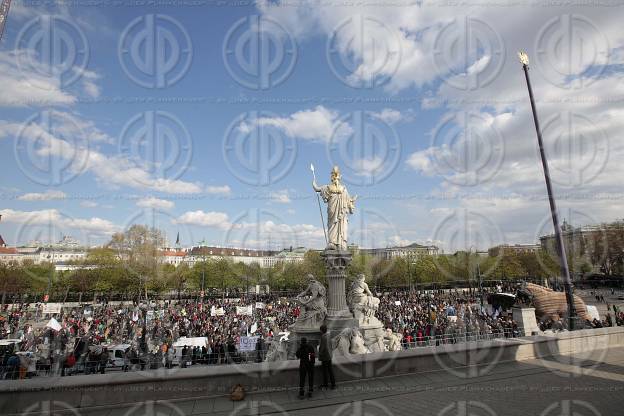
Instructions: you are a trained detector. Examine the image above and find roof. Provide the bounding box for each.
[188,246,277,257]
[0,247,18,254]
[388,243,438,250]
[0,234,5,246]
[162,250,186,257]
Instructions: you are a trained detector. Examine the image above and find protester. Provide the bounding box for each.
[0,285,619,380]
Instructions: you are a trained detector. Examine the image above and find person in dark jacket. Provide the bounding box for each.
[295,337,315,398]
[318,325,335,389]
[99,348,108,374]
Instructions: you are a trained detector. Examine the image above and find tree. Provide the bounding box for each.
[518,250,558,279]
[413,255,439,285]
[590,222,624,276]
[481,252,526,280]
[108,224,166,299]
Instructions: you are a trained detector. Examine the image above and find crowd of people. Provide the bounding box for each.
[0,285,622,380]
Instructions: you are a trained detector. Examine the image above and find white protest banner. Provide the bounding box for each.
[239,336,259,352]
[586,305,600,321]
[46,318,62,331]
[250,322,258,334]
[215,307,225,316]
[236,305,253,316]
[42,303,62,314]
[210,306,216,317]
[394,301,401,306]
[255,302,265,309]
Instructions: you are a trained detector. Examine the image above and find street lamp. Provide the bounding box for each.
[518,51,580,330]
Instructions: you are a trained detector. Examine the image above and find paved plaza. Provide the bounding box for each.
[48,346,622,416]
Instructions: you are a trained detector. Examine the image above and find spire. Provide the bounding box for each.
[175,231,180,246]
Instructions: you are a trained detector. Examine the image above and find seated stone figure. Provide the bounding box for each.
[384,328,402,352]
[293,274,327,328]
[265,337,288,362]
[332,327,369,355]
[347,273,380,325]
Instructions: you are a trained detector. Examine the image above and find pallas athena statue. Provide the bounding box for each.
[312,166,357,250]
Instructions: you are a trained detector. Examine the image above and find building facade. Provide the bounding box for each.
[539,220,615,275]
[161,245,308,268]
[488,244,542,257]
[360,243,440,260]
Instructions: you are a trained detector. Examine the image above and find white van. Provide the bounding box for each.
[104,344,131,368]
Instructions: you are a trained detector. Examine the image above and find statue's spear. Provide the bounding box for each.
[310,163,328,245]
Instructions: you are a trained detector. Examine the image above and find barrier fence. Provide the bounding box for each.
[0,329,526,380]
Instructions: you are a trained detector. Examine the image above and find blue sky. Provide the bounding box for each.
[1,1,623,252]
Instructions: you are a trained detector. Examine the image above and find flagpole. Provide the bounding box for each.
[518,51,579,330]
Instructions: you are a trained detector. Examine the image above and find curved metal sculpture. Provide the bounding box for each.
[517,283,590,323]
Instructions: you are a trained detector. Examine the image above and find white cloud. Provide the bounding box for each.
[406,148,436,175]
[270,189,291,204]
[205,185,231,195]
[0,50,77,108]
[0,50,104,108]
[175,210,232,229]
[0,208,118,239]
[17,190,67,201]
[369,108,412,125]
[351,157,385,177]
[1,112,203,194]
[136,197,175,210]
[240,106,350,143]
[80,201,98,208]
[225,220,325,249]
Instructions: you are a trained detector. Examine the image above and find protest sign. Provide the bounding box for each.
[239,336,259,352]
[42,303,62,314]
[236,305,253,316]
[46,318,62,331]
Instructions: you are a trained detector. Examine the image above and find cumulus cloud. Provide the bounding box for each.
[0,50,104,108]
[0,112,203,194]
[175,210,232,229]
[0,208,118,240]
[270,189,292,204]
[136,197,175,210]
[205,185,231,195]
[17,190,67,201]
[238,106,351,143]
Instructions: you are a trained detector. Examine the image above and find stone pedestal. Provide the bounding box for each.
[513,306,539,335]
[321,249,359,332]
[286,327,321,360]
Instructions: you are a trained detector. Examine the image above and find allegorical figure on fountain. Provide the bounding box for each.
[347,273,381,326]
[294,274,327,328]
[312,166,357,250]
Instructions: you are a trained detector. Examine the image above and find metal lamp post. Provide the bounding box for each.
[518,51,580,330]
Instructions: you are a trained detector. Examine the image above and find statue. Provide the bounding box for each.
[347,274,380,325]
[313,166,357,250]
[332,327,369,356]
[366,328,386,353]
[384,329,402,352]
[294,274,327,328]
[265,337,289,362]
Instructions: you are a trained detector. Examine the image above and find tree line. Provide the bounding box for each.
[1,221,623,302]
